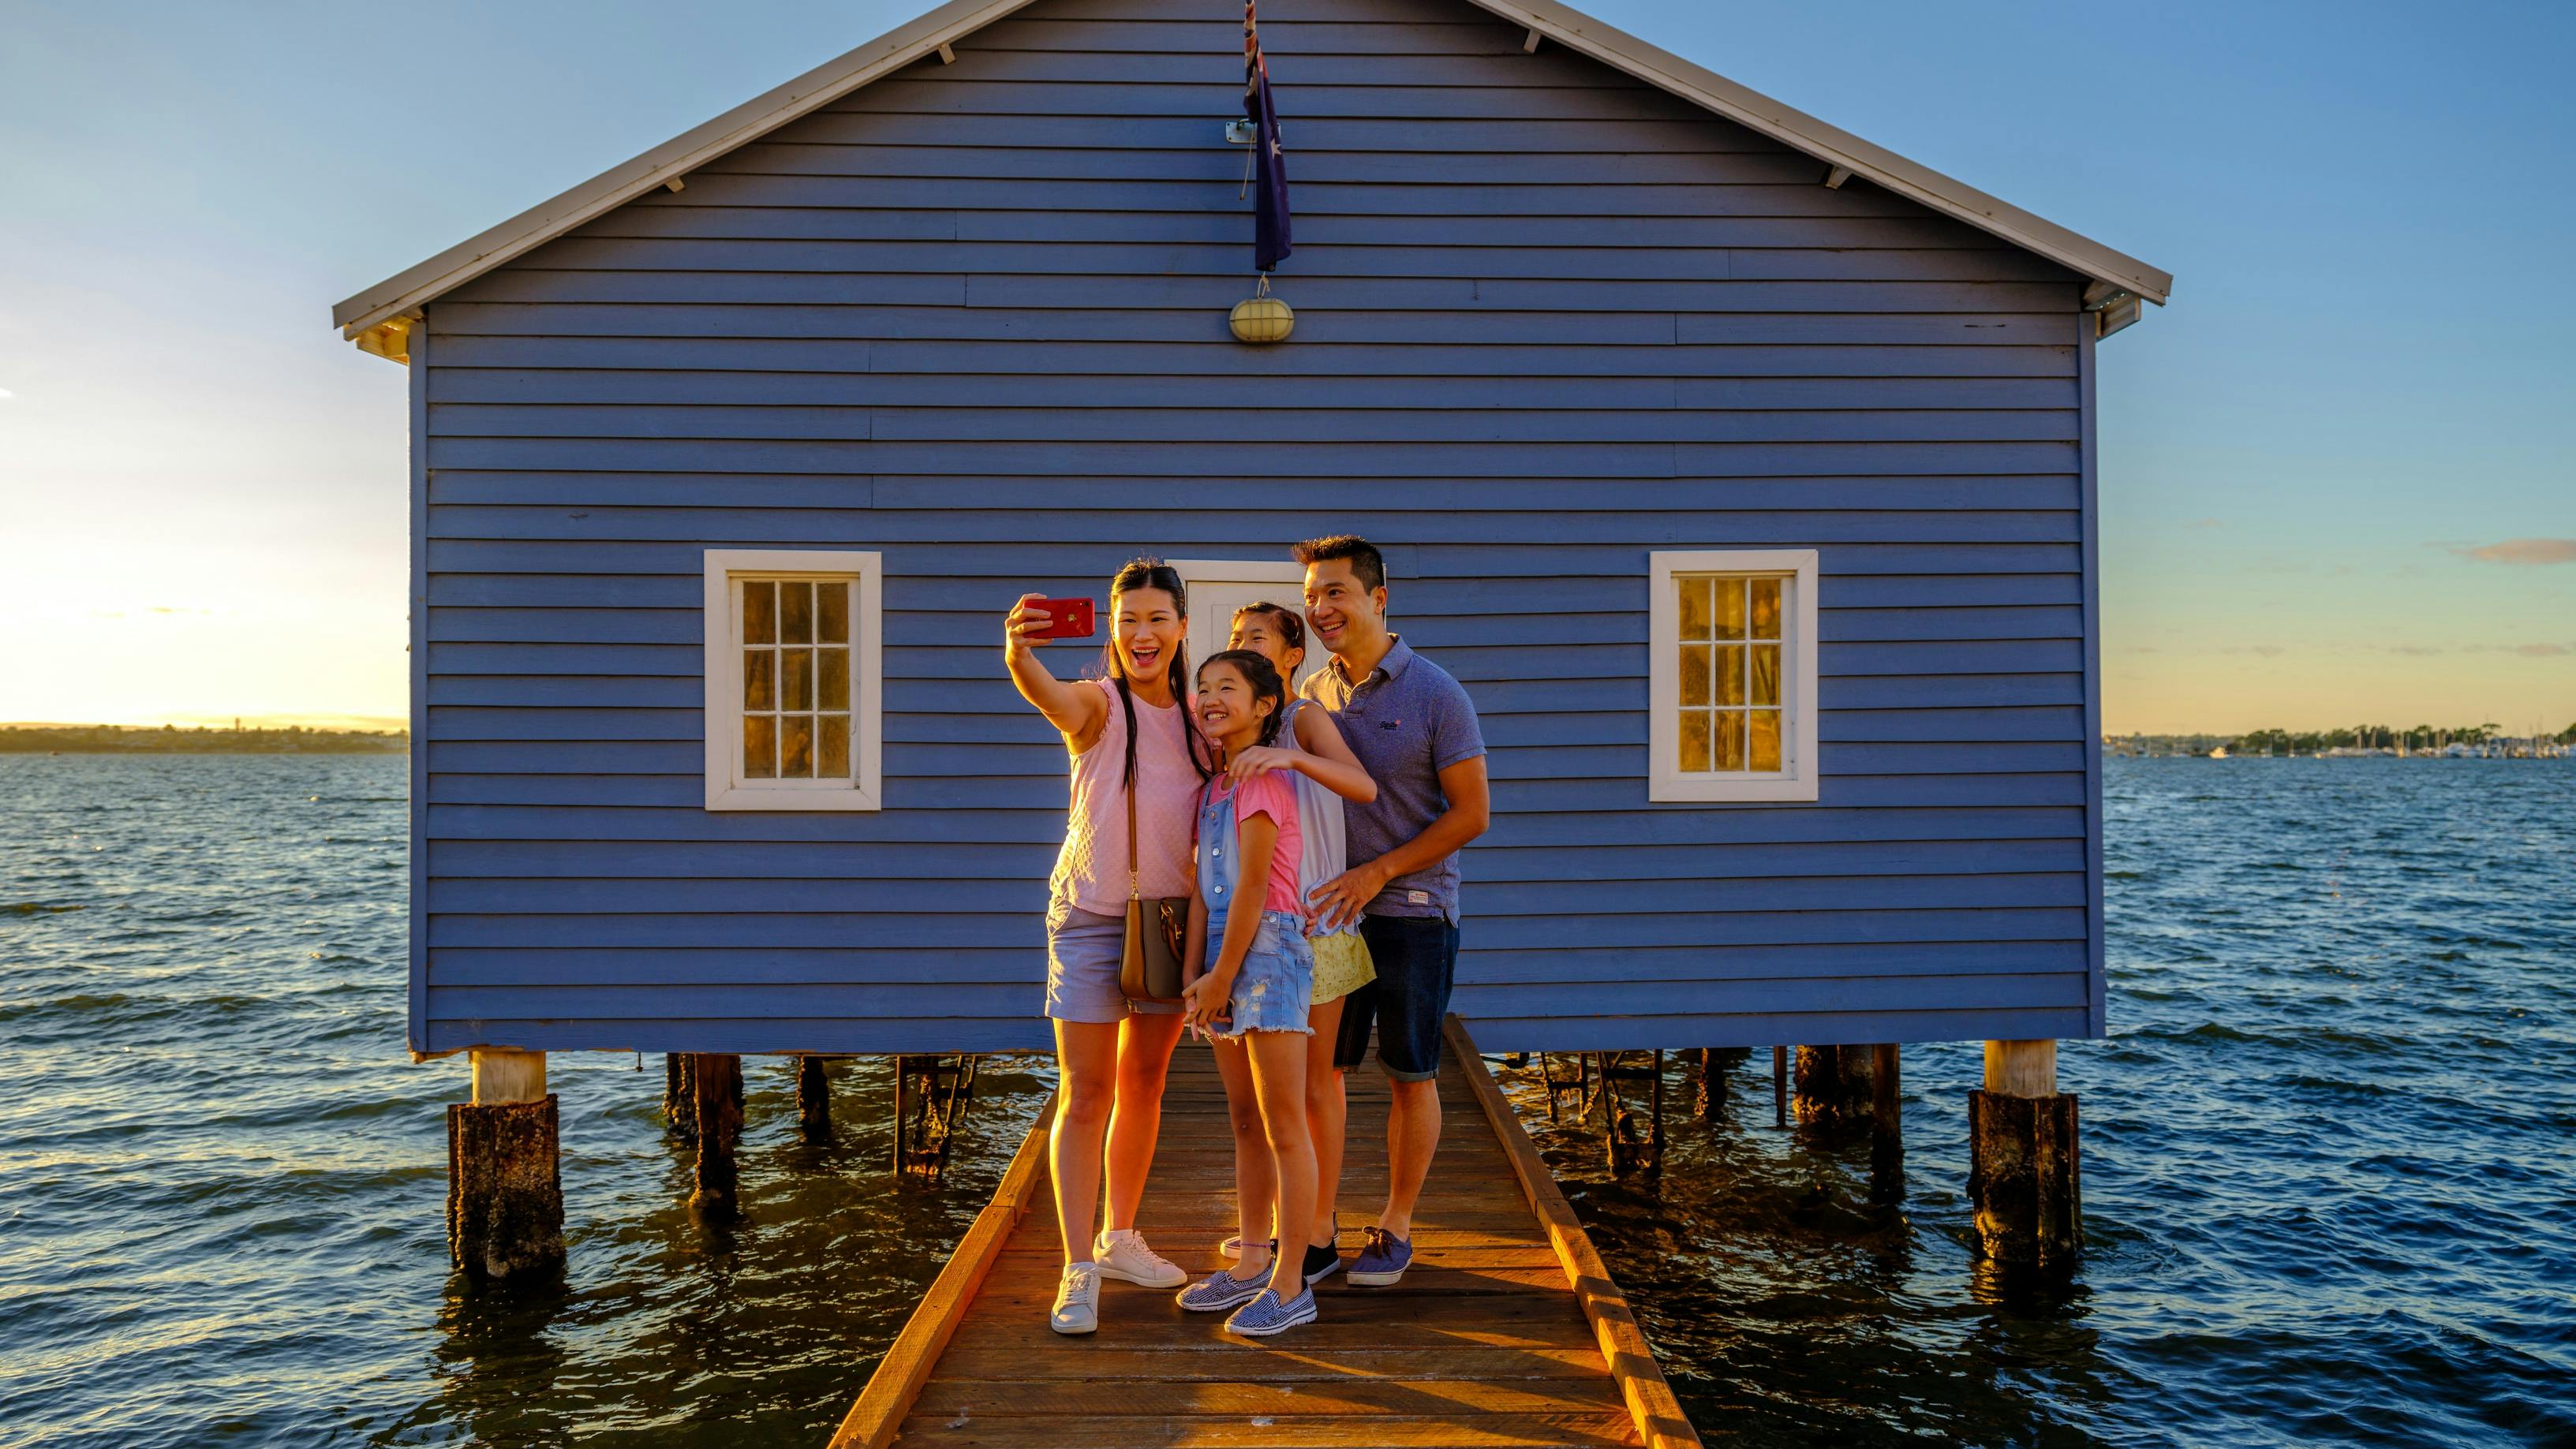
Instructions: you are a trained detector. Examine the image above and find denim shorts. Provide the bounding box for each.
[1044,899,1183,1023]
[1332,914,1460,1081]
[1206,909,1314,1037]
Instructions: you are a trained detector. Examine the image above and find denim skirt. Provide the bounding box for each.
[1206,909,1315,1037]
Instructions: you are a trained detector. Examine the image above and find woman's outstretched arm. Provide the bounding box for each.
[1004,593,1109,749]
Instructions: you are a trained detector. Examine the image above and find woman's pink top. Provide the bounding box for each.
[1202,771,1307,917]
[1049,677,1200,914]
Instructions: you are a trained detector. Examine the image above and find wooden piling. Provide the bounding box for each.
[1771,1045,1788,1127]
[1692,1047,1726,1118]
[1793,1044,1873,1126]
[663,1053,696,1143]
[690,1052,745,1214]
[446,1048,563,1278]
[1967,1040,2080,1267]
[796,1055,832,1142]
[1869,1043,1903,1189]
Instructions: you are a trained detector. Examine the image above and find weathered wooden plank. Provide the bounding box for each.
[428,370,2077,413]
[888,1412,1639,1447]
[429,401,2076,447]
[907,1375,1629,1417]
[422,938,2087,989]
[424,536,2085,577]
[424,905,2088,952]
[426,835,2081,882]
[930,1345,1610,1381]
[425,867,2081,915]
[491,237,2069,285]
[596,196,1991,238]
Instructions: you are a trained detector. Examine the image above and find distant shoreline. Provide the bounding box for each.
[0,726,407,756]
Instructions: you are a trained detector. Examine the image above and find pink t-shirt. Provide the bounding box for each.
[1209,771,1306,917]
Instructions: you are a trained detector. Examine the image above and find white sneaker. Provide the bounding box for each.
[1049,1262,1100,1335]
[1093,1228,1187,1289]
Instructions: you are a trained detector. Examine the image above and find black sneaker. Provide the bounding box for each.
[1302,1240,1344,1286]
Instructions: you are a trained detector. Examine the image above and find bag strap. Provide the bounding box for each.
[1125,756,1140,903]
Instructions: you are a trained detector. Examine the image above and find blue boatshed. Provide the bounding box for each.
[337,0,2170,1062]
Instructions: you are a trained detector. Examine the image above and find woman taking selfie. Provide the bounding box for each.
[1004,559,1208,1335]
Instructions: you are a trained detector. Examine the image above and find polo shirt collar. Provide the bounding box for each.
[1333,634,1414,688]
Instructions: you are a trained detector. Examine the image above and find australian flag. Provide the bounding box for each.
[1244,0,1292,271]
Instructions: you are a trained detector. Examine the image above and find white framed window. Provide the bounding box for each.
[702,549,883,811]
[1648,550,1819,803]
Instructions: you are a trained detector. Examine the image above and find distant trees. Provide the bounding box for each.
[0,725,407,755]
[2225,723,2517,754]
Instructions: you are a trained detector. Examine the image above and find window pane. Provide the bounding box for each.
[780,715,814,778]
[817,581,849,644]
[1714,578,1746,640]
[1750,644,1781,707]
[782,648,813,711]
[1716,644,1746,705]
[780,581,813,644]
[1716,711,1745,771]
[1750,578,1781,639]
[742,581,776,644]
[742,714,776,779]
[818,647,850,711]
[1679,710,1711,772]
[742,649,774,711]
[818,715,851,779]
[1678,577,1713,640]
[1678,643,1711,707]
[1750,709,1782,771]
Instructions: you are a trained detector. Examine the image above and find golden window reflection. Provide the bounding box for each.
[1673,573,1790,777]
[1678,577,1713,640]
[818,715,851,777]
[819,648,850,711]
[1749,709,1782,771]
[780,581,811,644]
[740,576,858,785]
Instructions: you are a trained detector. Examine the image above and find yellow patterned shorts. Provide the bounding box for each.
[1309,928,1377,1005]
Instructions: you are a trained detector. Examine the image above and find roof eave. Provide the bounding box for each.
[334,0,2171,352]
[1460,0,2172,306]
[330,0,1046,338]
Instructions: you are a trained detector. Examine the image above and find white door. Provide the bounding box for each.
[1169,560,1325,693]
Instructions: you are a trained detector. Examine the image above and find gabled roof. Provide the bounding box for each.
[332,0,2171,359]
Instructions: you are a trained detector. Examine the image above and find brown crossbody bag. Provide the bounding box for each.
[1118,768,1191,1003]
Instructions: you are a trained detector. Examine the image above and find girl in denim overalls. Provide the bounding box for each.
[1223,603,1378,1285]
[1176,649,1324,1337]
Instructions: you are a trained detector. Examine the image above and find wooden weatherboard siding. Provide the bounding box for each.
[413,0,2101,1056]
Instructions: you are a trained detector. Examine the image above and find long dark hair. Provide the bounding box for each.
[1096,558,1211,786]
[1198,648,1289,753]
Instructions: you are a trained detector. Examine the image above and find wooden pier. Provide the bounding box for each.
[830,1018,1698,1448]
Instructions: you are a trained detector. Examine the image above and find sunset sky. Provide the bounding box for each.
[2,0,2569,735]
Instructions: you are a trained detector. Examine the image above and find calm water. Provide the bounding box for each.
[2,754,2569,1447]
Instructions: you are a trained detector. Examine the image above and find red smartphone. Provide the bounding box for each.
[1024,596,1096,640]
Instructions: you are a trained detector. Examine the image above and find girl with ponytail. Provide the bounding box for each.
[1004,558,1209,1335]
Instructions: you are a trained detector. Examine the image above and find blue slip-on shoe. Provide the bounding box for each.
[1345,1226,1412,1286]
[1176,1264,1269,1313]
[1224,1287,1318,1337]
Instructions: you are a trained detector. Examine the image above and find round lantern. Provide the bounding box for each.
[1228,294,1294,344]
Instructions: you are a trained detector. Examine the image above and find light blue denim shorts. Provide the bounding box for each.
[1045,899,1183,1023]
[1206,909,1315,1037]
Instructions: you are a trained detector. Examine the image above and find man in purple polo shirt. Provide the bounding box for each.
[1294,534,1490,1287]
